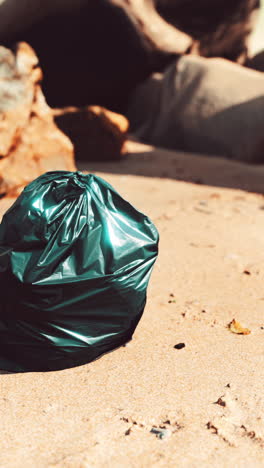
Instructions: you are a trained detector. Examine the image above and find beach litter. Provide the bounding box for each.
[150,427,171,440]
[0,171,159,372]
[227,319,251,335]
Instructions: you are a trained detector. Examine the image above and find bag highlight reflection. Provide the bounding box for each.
[0,172,159,372]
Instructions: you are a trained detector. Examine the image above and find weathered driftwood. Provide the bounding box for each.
[2,1,260,110]
[0,0,87,42]
[8,0,191,110]
[109,0,192,56]
[157,0,260,63]
[111,0,260,63]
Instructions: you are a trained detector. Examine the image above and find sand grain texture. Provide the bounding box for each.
[1,141,264,467]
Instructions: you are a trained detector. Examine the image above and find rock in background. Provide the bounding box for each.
[0,42,76,196]
[0,41,130,197]
[54,106,129,162]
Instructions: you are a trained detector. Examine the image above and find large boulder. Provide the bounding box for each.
[127,54,264,163]
[0,42,75,196]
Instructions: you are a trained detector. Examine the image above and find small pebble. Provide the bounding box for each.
[150,427,171,440]
[174,343,185,350]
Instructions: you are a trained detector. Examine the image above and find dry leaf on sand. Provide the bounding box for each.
[227,319,251,335]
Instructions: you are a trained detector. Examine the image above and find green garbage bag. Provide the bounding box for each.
[0,171,158,372]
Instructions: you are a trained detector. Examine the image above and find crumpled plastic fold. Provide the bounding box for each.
[0,171,158,372]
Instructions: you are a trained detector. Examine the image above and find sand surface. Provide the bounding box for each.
[1,141,264,467]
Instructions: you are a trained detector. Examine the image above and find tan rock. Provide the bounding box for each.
[54,105,129,162]
[0,42,75,196]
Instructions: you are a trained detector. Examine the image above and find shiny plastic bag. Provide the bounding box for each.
[0,171,158,372]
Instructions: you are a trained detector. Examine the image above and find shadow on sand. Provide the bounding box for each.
[78,141,264,195]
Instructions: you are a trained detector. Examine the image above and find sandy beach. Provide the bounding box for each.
[1,140,264,467]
